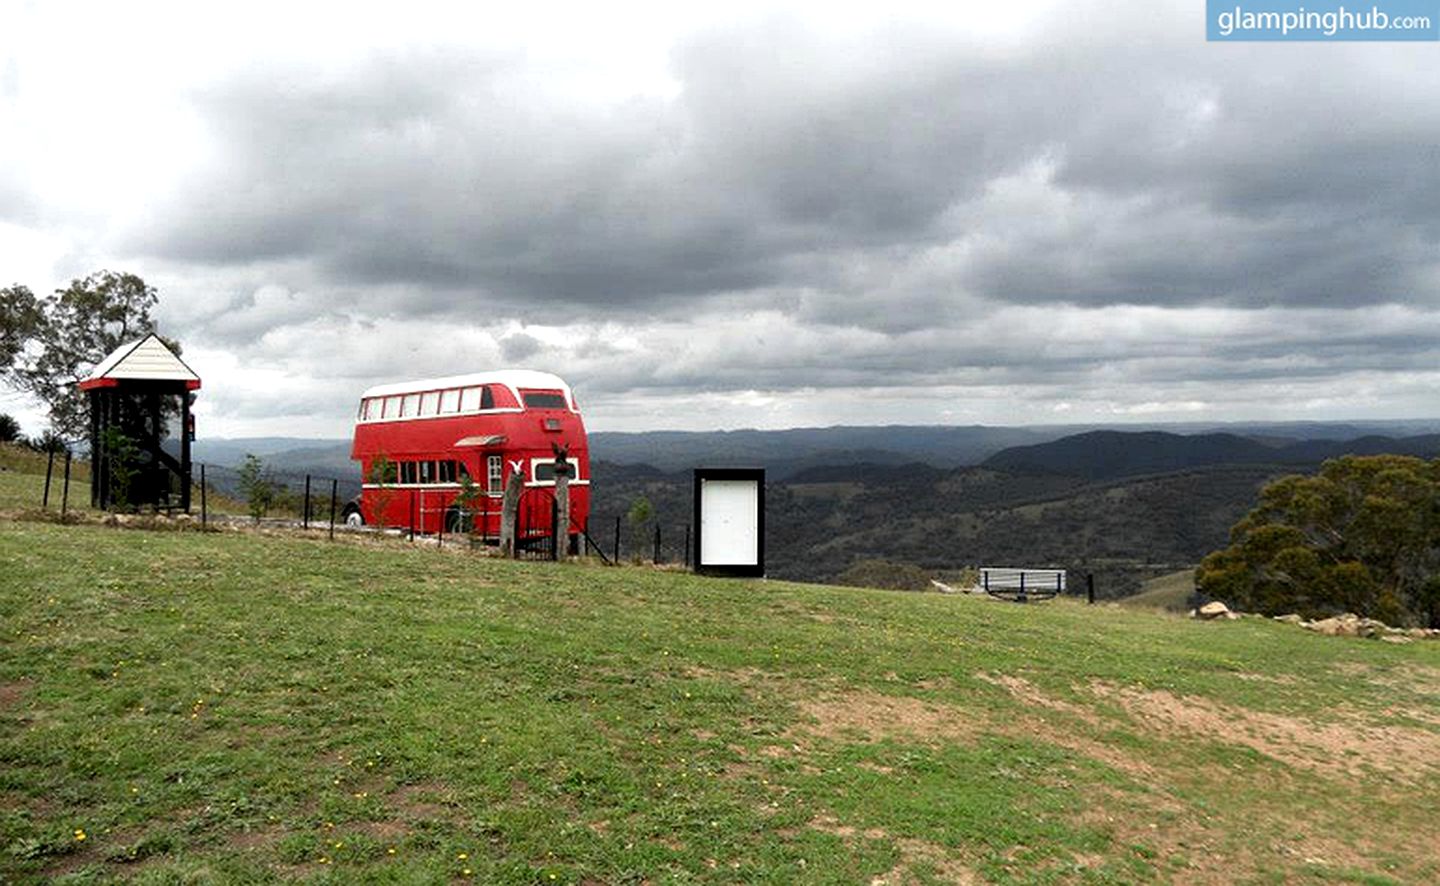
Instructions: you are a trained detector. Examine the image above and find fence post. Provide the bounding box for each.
[303,475,311,529]
[684,523,691,569]
[42,448,55,509]
[613,515,621,563]
[60,450,72,517]
[328,479,337,541]
[409,490,416,542]
[653,523,661,564]
[550,495,559,561]
[200,464,208,528]
[1086,573,1095,605]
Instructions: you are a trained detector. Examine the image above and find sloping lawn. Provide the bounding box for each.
[1,518,1437,884]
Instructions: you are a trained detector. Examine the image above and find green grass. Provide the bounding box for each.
[1,513,1438,883]
[1117,570,1197,613]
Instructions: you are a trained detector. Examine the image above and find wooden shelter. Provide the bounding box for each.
[78,334,201,511]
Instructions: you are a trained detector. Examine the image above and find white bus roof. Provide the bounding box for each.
[359,370,575,404]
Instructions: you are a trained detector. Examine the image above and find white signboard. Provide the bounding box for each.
[693,469,765,576]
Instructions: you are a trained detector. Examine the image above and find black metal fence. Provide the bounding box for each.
[37,456,691,568]
[586,511,693,568]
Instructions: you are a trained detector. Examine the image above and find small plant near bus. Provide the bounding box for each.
[237,453,276,522]
[366,452,396,529]
[627,495,654,562]
[99,427,137,511]
[452,471,483,535]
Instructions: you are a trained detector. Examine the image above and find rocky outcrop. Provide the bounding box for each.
[1273,611,1440,641]
[1194,601,1238,620]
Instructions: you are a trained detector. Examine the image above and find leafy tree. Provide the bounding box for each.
[26,429,67,454]
[0,413,20,444]
[237,453,276,522]
[15,271,177,440]
[1196,455,1440,626]
[1,285,42,379]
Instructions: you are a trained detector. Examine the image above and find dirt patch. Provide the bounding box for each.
[1014,714,1161,780]
[227,825,283,851]
[976,672,1102,725]
[792,691,979,744]
[1231,672,1299,686]
[0,678,34,708]
[1092,682,1440,781]
[387,781,454,818]
[808,814,977,885]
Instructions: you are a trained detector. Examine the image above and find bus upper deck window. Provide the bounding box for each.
[402,394,420,417]
[359,399,373,420]
[522,391,569,410]
[383,396,401,418]
[420,391,439,416]
[440,389,460,413]
[460,386,481,412]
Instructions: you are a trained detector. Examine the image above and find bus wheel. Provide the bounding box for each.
[343,507,364,527]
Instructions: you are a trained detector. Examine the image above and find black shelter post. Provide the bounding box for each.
[180,392,192,512]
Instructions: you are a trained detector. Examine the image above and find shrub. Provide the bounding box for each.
[1196,455,1440,626]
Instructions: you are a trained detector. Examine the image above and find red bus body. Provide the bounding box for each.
[348,370,589,540]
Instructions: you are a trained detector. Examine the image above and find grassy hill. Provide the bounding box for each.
[1117,570,1197,613]
[2,513,1438,883]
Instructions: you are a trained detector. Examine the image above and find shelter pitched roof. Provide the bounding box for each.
[78,333,201,390]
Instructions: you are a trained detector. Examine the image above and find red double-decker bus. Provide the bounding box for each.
[344,370,590,543]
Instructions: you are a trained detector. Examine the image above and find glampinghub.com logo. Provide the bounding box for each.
[1208,0,1439,40]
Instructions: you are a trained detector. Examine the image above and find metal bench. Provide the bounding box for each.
[980,567,1066,603]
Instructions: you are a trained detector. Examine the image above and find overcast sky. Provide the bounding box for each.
[3,0,1438,438]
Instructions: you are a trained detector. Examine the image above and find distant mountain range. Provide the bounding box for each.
[981,430,1440,481]
[190,421,1440,595]
[190,418,1440,481]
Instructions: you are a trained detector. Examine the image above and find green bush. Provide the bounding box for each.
[1196,455,1440,626]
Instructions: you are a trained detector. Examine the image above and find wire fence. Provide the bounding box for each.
[37,455,694,568]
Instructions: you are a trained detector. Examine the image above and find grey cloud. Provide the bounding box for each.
[498,332,542,362]
[91,3,1440,431]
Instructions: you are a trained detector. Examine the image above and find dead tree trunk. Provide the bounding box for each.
[500,471,523,558]
[555,473,571,559]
